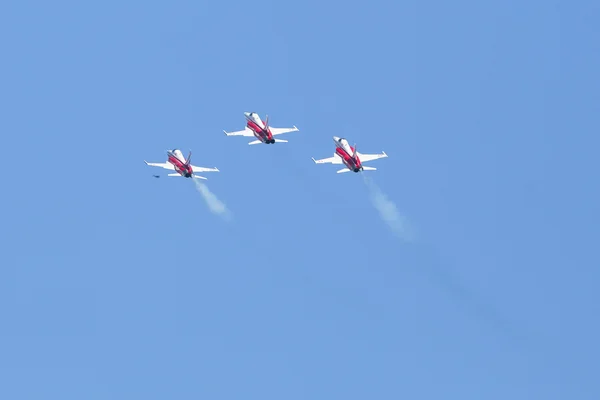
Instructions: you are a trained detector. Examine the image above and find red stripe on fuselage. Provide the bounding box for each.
[168,155,192,176]
[246,120,272,141]
[335,147,362,170]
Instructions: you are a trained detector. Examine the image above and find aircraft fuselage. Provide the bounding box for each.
[333,136,363,172]
[167,149,193,177]
[245,112,275,144]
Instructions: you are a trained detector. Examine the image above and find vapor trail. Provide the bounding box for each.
[361,175,513,334]
[362,174,413,241]
[360,175,524,350]
[193,178,232,221]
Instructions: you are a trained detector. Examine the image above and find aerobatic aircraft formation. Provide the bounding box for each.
[144,111,388,179]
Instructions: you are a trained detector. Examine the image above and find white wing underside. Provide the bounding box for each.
[270,126,299,136]
[191,165,219,173]
[223,128,255,137]
[145,161,174,170]
[357,151,388,163]
[312,153,344,165]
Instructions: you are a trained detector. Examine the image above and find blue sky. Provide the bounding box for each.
[1,0,599,398]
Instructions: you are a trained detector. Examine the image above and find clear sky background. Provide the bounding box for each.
[1,0,599,398]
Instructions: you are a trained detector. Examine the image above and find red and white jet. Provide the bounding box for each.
[312,136,388,173]
[144,149,219,180]
[223,112,299,145]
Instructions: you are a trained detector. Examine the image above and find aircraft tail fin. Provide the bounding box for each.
[185,150,192,165]
[352,144,358,159]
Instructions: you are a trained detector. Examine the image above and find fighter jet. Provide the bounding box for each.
[223,112,299,145]
[144,149,219,180]
[312,136,388,173]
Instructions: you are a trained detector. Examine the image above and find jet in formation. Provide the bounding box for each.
[145,117,389,179]
[144,149,220,180]
[311,136,388,173]
[223,112,299,145]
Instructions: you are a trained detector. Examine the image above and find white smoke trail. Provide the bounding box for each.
[362,174,413,241]
[361,177,521,349]
[193,178,232,221]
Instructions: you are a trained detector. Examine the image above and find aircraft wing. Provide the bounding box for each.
[144,161,175,170]
[311,153,343,165]
[223,128,254,137]
[270,126,299,136]
[357,151,388,163]
[191,165,219,173]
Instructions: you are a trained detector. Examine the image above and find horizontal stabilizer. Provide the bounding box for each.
[274,139,288,143]
[336,168,351,174]
[193,175,208,180]
[362,166,377,171]
[248,140,262,145]
[167,173,182,177]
